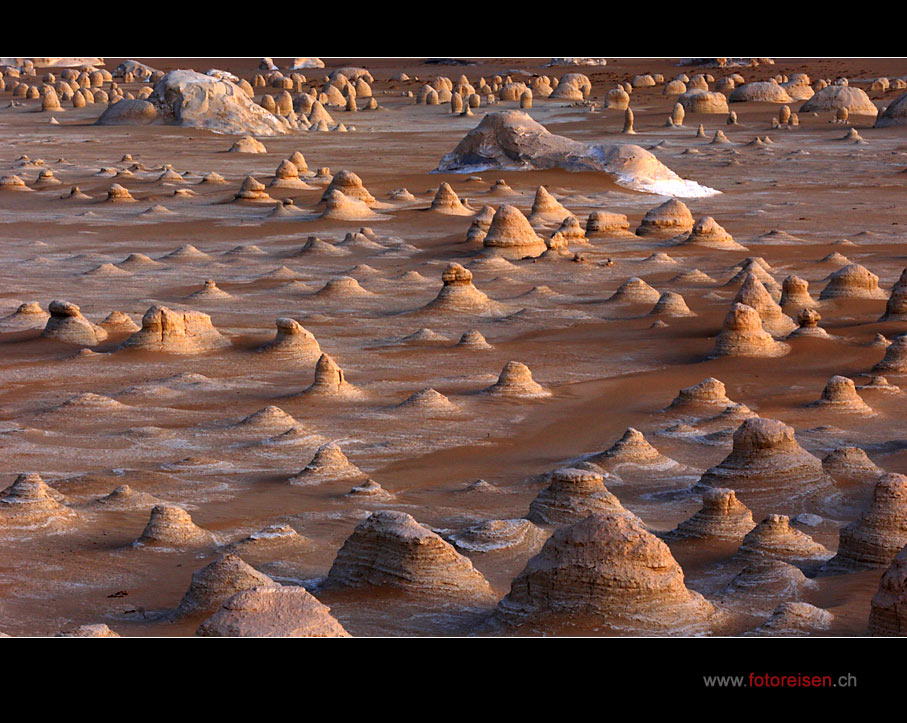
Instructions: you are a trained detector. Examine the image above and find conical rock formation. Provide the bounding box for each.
[482,205,545,258]
[711,303,789,358]
[483,361,549,397]
[176,553,277,617]
[289,442,363,485]
[301,353,361,398]
[665,488,755,542]
[133,504,213,549]
[0,473,76,528]
[324,510,495,600]
[696,417,831,505]
[735,514,831,565]
[636,199,694,238]
[495,512,717,634]
[257,318,321,361]
[198,585,350,637]
[810,376,872,415]
[526,468,636,527]
[867,544,907,635]
[666,377,734,414]
[828,473,907,570]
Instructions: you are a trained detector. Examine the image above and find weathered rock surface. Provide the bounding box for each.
[197,585,350,637]
[437,111,717,198]
[121,305,230,354]
[324,510,495,600]
[495,512,718,634]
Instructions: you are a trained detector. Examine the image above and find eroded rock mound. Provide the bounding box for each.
[1,302,49,331]
[607,277,661,305]
[133,504,213,549]
[677,216,743,250]
[257,318,321,361]
[96,98,159,126]
[875,92,907,128]
[665,488,755,542]
[732,274,795,336]
[788,308,828,339]
[437,111,717,198]
[527,186,571,225]
[430,182,472,215]
[879,269,907,321]
[822,447,883,484]
[527,468,634,526]
[721,561,813,608]
[482,205,545,258]
[176,553,277,617]
[780,276,816,309]
[636,199,694,238]
[0,473,76,529]
[395,387,456,414]
[801,85,878,117]
[712,303,789,358]
[92,484,163,511]
[729,82,793,103]
[101,311,140,334]
[198,586,350,637]
[483,361,549,397]
[586,210,634,237]
[820,263,886,300]
[496,512,717,633]
[321,169,376,206]
[748,602,833,636]
[678,89,729,113]
[868,544,907,635]
[449,518,548,555]
[696,417,831,505]
[234,406,297,432]
[225,523,308,558]
[828,473,907,570]
[423,263,497,313]
[121,305,230,354]
[587,428,678,471]
[736,514,831,565]
[457,329,493,350]
[324,510,495,600]
[650,291,694,317]
[289,442,363,485]
[810,376,872,415]
[302,353,361,398]
[872,335,907,374]
[41,300,107,346]
[666,377,733,414]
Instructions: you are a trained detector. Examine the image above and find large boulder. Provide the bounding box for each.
[436,111,717,198]
[106,70,290,135]
[875,92,907,128]
[801,85,878,117]
[96,99,159,126]
[728,82,793,103]
[112,59,159,80]
[677,89,729,113]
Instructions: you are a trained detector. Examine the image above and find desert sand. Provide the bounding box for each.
[2,56,907,638]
